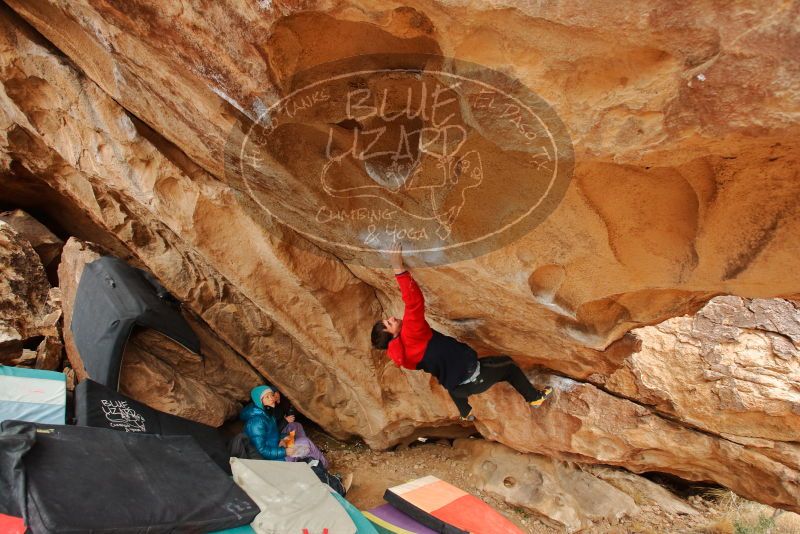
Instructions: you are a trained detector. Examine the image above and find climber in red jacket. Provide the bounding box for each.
[371,244,552,420]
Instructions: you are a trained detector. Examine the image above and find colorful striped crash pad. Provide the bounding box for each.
[383,476,525,534]
[0,366,65,425]
[363,504,437,534]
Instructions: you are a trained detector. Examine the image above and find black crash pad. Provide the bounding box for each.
[75,378,231,474]
[70,256,200,389]
[0,423,33,518]
[0,421,258,533]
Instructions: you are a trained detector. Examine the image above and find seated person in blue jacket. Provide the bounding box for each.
[240,385,352,495]
[242,385,327,465]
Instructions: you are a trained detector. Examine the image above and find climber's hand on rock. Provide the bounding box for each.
[390,242,404,273]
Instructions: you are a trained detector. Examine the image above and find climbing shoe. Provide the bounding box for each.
[530,387,553,408]
[342,472,354,493]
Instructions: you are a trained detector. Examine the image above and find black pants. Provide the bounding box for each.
[448,356,545,417]
[310,464,346,497]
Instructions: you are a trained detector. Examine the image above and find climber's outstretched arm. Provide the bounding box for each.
[390,244,431,344]
[390,242,406,275]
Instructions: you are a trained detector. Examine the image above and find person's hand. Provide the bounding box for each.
[285,414,296,423]
[390,242,404,273]
[279,437,289,447]
[285,445,297,456]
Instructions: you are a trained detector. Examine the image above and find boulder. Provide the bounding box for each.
[34,338,61,370]
[584,466,699,517]
[470,375,800,512]
[605,296,800,442]
[454,438,639,532]
[0,220,62,368]
[4,0,799,380]
[57,238,263,426]
[0,5,422,444]
[0,209,63,267]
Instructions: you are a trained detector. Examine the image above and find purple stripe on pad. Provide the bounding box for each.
[367,504,437,534]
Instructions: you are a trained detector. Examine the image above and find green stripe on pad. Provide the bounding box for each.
[0,365,65,381]
[329,492,379,534]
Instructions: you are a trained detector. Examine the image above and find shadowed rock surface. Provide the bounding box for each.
[0,220,62,368]
[0,209,63,268]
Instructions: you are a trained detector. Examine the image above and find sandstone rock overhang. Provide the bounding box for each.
[0,0,798,512]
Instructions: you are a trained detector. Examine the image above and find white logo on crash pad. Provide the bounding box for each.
[101,399,146,432]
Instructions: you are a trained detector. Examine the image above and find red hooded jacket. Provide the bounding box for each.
[387,271,433,369]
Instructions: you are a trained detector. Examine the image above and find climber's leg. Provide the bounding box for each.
[447,356,552,417]
[478,355,551,406]
[448,388,475,419]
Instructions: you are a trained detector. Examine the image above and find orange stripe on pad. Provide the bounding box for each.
[432,495,525,534]
[393,478,468,513]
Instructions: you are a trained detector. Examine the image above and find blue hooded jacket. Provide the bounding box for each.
[240,402,286,460]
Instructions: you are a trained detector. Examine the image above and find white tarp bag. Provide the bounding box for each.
[230,458,356,534]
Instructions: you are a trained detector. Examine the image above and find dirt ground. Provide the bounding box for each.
[307,427,800,534]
